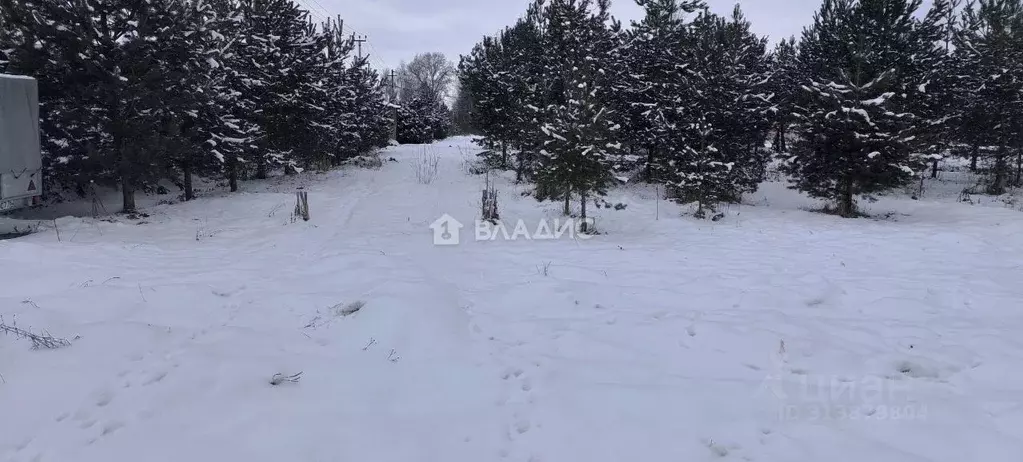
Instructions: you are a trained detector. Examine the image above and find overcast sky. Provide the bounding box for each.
[309,0,929,71]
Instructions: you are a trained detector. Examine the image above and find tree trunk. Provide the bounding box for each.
[183,161,194,201]
[774,128,782,153]
[837,177,855,218]
[579,191,588,233]
[516,151,524,182]
[970,144,979,172]
[1015,149,1022,186]
[114,128,136,214]
[779,124,787,152]
[645,145,656,181]
[931,159,939,179]
[121,173,136,214]
[228,154,239,192]
[256,156,268,180]
[989,147,1008,195]
[563,187,571,216]
[501,141,508,168]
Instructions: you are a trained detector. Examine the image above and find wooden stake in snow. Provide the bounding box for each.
[295,190,310,221]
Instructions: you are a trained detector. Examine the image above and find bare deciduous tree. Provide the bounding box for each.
[397,52,456,103]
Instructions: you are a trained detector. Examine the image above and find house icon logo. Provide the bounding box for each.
[430,214,463,246]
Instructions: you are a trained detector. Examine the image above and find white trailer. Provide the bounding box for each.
[0,74,43,213]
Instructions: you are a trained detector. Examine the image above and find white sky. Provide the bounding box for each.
[309,0,934,71]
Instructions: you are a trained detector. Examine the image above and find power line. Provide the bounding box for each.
[301,0,335,20]
[339,24,388,69]
[290,0,390,71]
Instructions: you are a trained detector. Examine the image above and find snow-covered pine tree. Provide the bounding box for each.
[767,37,800,153]
[622,0,704,182]
[1,0,215,212]
[451,86,475,135]
[151,0,239,201]
[204,0,261,192]
[397,83,437,144]
[459,35,516,164]
[702,7,774,202]
[503,12,548,181]
[660,7,772,217]
[316,18,359,167]
[533,0,622,227]
[343,57,391,157]
[899,0,955,181]
[429,102,453,140]
[951,0,1023,192]
[237,0,325,177]
[785,0,940,217]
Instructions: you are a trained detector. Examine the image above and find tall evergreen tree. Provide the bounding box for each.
[785,0,942,217]
[767,37,800,153]
[951,0,1023,192]
[621,0,704,182]
[663,8,773,217]
[533,0,622,227]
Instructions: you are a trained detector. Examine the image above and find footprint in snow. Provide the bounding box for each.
[94,391,113,407]
[101,421,124,436]
[142,370,169,386]
[501,367,524,380]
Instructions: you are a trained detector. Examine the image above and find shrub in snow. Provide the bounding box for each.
[0,317,71,350]
[413,149,440,184]
[480,171,500,223]
[344,153,385,170]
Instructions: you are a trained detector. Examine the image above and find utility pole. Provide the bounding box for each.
[389,70,398,142]
[352,34,367,59]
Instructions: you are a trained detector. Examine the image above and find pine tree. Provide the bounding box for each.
[451,85,476,135]
[207,0,261,192]
[533,0,622,228]
[459,36,514,162]
[397,84,439,144]
[645,7,773,217]
[622,0,704,182]
[153,0,239,201]
[767,37,800,153]
[2,0,215,212]
[238,0,325,177]
[503,13,548,181]
[951,0,1023,192]
[785,0,941,217]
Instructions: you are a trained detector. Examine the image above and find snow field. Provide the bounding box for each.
[2,137,1023,462]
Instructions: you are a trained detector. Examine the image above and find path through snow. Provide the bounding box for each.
[2,137,1023,462]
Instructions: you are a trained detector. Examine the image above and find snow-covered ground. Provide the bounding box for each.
[2,137,1022,462]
